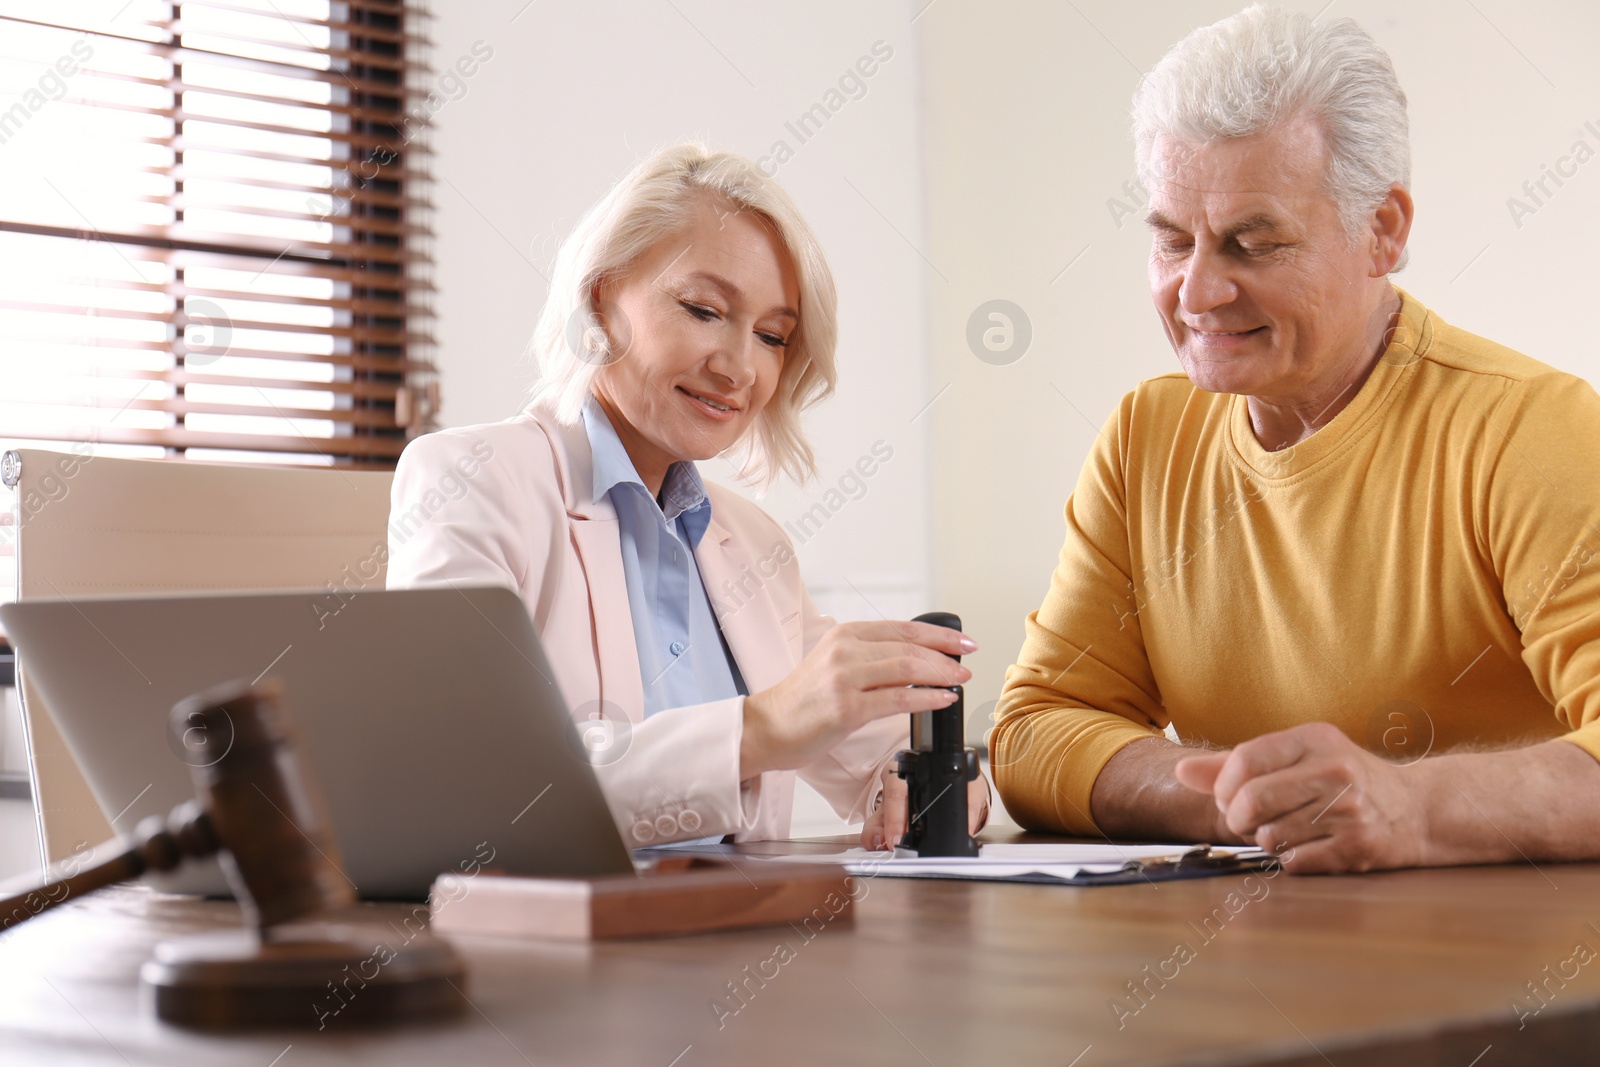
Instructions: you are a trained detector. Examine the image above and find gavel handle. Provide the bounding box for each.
[0,845,146,933]
[0,803,219,934]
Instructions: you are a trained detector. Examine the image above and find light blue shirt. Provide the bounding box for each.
[582,396,746,718]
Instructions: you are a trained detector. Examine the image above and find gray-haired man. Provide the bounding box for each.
[994,5,1600,874]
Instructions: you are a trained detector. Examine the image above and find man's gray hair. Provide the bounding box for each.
[1132,4,1410,269]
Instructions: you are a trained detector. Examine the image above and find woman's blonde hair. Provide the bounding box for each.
[526,143,838,486]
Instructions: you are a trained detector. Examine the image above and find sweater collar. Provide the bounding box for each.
[1227,286,1434,481]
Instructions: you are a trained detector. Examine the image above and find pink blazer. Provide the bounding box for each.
[385,405,906,843]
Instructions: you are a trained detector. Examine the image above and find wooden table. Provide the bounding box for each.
[2,832,1598,1066]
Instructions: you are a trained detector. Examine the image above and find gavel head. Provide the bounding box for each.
[169,678,354,931]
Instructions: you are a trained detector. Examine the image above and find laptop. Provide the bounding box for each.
[0,585,636,898]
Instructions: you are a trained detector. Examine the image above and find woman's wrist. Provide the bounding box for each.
[738,694,773,780]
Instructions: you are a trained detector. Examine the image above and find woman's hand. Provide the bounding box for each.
[862,763,991,852]
[740,620,975,780]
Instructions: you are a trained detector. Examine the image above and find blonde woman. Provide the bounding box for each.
[388,144,989,849]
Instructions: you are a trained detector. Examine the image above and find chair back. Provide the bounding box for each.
[2,447,393,870]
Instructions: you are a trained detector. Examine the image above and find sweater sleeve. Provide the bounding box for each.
[1482,372,1600,766]
[991,393,1169,834]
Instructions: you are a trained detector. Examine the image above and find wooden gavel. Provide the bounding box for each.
[0,678,462,1029]
[1,678,352,933]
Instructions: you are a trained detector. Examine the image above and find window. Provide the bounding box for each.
[0,0,437,471]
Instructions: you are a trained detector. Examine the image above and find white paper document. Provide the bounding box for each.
[752,842,1268,882]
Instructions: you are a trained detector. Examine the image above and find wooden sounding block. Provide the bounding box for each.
[142,922,463,1030]
[428,856,856,941]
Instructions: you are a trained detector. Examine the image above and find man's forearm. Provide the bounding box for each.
[1418,739,1600,866]
[1090,737,1244,844]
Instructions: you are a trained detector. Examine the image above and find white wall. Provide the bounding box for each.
[921,0,1600,725]
[428,1,935,624]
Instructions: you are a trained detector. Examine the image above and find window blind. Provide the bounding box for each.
[0,0,438,470]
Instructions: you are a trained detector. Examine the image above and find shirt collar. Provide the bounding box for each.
[582,395,713,537]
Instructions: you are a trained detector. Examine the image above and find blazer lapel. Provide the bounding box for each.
[696,511,792,694]
[568,517,645,722]
[532,409,646,724]
[530,407,791,717]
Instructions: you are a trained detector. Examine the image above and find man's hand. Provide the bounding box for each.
[861,764,990,852]
[1174,722,1426,873]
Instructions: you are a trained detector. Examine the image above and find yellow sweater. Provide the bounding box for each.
[993,290,1600,834]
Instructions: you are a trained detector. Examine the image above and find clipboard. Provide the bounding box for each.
[1043,845,1277,886]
